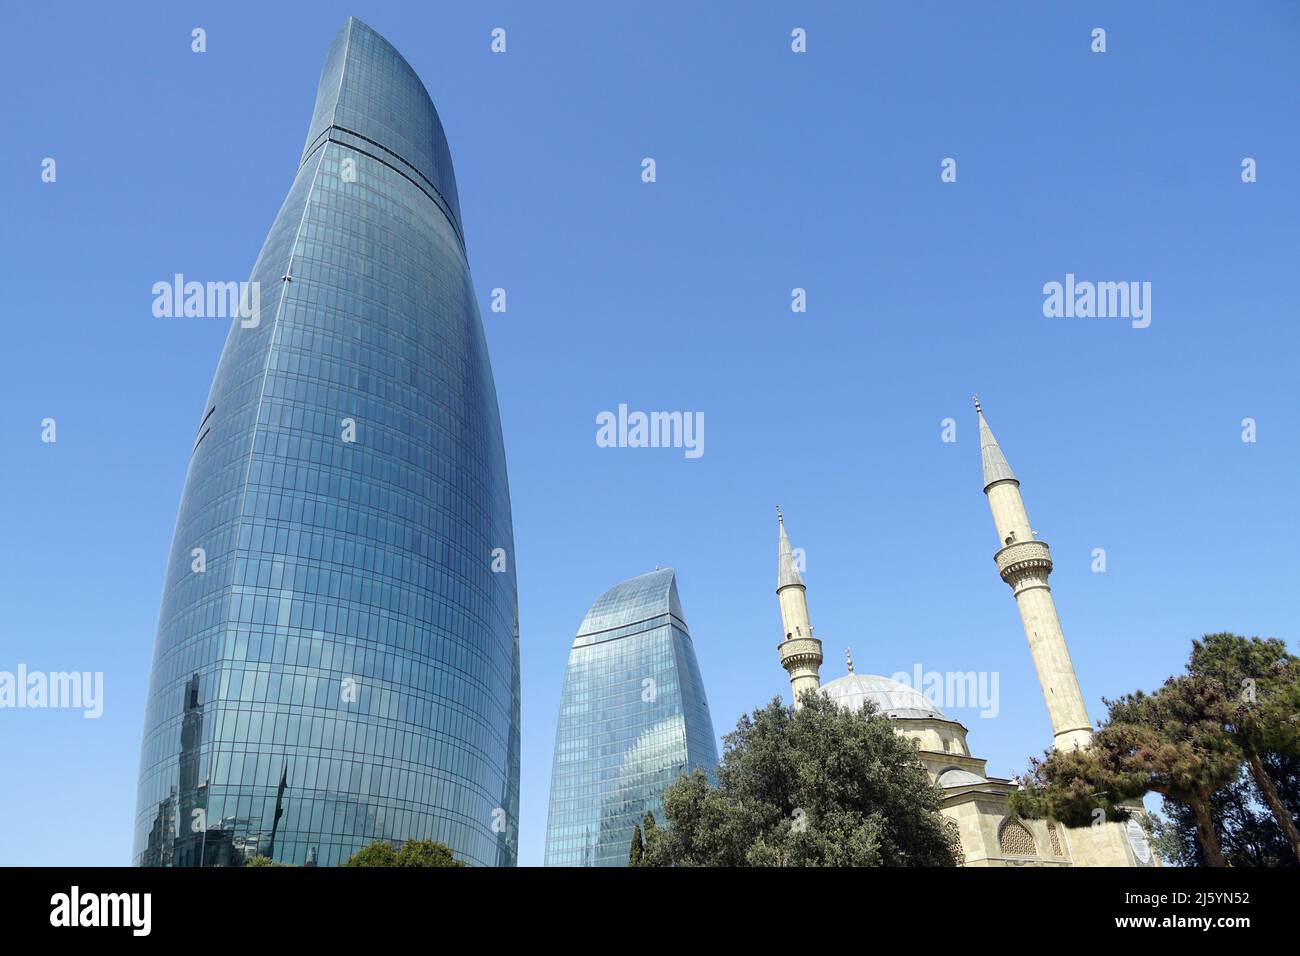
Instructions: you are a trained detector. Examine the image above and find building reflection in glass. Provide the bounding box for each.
[132,16,520,867]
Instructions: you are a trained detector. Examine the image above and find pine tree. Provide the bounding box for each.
[1016,675,1242,866]
[1187,633,1300,861]
[1150,755,1300,867]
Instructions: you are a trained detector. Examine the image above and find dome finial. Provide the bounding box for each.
[845,647,854,674]
[776,504,783,524]
[973,394,982,414]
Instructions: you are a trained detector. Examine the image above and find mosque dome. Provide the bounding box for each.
[937,767,988,788]
[820,672,947,720]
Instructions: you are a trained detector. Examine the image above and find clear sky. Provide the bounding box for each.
[2,1,1297,867]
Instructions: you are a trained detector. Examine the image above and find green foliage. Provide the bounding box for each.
[1102,676,1243,802]
[1032,675,1241,863]
[1150,754,1300,867]
[1009,748,1132,827]
[639,693,960,867]
[1188,633,1300,758]
[396,839,467,867]
[243,855,289,867]
[344,838,466,867]
[345,841,401,867]
[1173,634,1300,863]
[1014,632,1300,866]
[628,824,644,867]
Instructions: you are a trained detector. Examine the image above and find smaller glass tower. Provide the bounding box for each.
[543,569,717,866]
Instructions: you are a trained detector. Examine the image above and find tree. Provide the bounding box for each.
[345,838,466,867]
[639,693,960,866]
[1009,744,1133,827]
[243,855,289,867]
[396,839,467,867]
[1015,632,1300,867]
[628,824,644,867]
[1015,675,1242,866]
[345,841,400,867]
[1186,633,1300,861]
[1150,754,1300,867]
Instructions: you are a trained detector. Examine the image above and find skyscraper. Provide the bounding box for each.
[544,569,717,866]
[133,18,520,867]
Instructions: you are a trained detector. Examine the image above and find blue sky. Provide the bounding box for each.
[1,1,1297,867]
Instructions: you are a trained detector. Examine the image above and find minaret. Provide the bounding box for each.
[976,399,1093,750]
[776,507,822,707]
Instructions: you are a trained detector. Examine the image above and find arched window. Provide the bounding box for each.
[1047,821,1064,856]
[943,817,964,863]
[998,818,1036,856]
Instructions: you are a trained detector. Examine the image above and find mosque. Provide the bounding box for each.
[773,400,1157,867]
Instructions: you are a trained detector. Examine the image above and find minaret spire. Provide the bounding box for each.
[775,507,822,707]
[977,398,1017,492]
[777,506,804,589]
[977,402,1092,750]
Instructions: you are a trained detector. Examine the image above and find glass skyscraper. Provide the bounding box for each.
[133,18,520,867]
[544,569,717,866]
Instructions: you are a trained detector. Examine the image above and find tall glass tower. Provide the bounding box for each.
[133,18,520,867]
[544,569,717,866]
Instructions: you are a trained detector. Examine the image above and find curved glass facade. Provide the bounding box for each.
[544,569,717,866]
[133,18,520,868]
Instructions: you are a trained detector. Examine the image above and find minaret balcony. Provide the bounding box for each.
[994,538,1053,586]
[778,636,823,669]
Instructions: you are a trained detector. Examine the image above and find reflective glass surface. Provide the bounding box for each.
[544,569,717,866]
[133,18,520,868]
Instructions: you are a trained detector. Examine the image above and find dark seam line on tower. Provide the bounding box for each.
[299,126,466,253]
[301,122,458,224]
[191,405,218,455]
[300,133,465,255]
[576,612,693,645]
[578,612,686,640]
